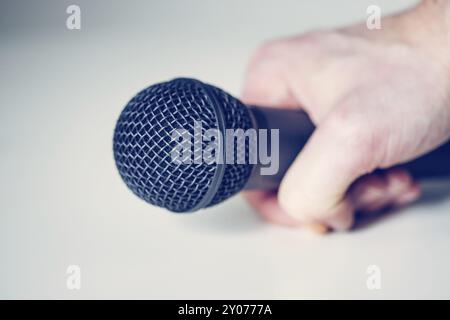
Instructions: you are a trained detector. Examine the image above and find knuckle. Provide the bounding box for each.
[249,40,290,67]
[325,106,379,174]
[257,39,287,56]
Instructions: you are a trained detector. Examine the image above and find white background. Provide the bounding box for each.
[1,0,450,299]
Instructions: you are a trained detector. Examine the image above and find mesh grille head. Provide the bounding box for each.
[113,78,254,212]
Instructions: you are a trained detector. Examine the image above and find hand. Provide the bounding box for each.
[241,1,450,232]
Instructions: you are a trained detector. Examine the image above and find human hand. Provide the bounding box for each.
[242,1,450,232]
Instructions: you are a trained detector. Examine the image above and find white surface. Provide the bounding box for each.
[2,0,450,299]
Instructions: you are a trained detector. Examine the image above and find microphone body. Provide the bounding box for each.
[244,106,314,190]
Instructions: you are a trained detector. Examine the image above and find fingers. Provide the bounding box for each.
[320,200,354,231]
[302,169,421,231]
[243,191,329,234]
[241,41,328,233]
[394,184,421,206]
[277,102,424,231]
[277,107,377,229]
[241,42,330,235]
[244,168,421,233]
[241,41,299,109]
[350,168,421,212]
[243,190,300,227]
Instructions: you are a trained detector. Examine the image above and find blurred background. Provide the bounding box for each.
[2,0,450,299]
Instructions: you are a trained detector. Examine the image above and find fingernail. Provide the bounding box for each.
[305,223,329,234]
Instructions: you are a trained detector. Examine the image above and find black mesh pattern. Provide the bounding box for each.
[113,78,253,212]
[114,79,218,212]
[207,87,253,207]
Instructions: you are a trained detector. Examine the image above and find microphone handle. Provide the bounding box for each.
[244,106,450,190]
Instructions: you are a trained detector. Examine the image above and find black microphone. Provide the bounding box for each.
[113,78,450,213]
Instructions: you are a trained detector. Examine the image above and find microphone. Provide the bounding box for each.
[113,78,450,213]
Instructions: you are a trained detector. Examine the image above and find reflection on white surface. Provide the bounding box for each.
[3,0,450,299]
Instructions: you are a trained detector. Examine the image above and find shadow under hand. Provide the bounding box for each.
[174,180,450,234]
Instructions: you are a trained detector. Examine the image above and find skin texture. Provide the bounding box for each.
[241,0,450,232]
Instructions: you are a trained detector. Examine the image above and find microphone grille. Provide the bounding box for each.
[206,85,253,207]
[113,78,253,212]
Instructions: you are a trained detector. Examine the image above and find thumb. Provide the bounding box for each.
[278,106,379,230]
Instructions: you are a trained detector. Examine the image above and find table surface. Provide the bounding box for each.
[1,0,450,299]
